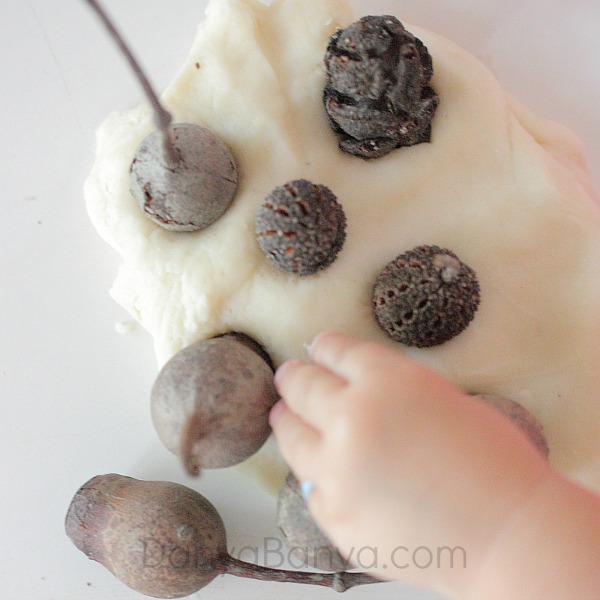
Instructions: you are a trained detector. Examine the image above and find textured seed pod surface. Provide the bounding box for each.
[324,15,439,158]
[151,335,278,471]
[65,474,227,598]
[130,123,237,231]
[277,472,349,572]
[373,245,480,347]
[256,179,347,275]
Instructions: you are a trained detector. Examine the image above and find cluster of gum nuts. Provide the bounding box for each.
[67,2,550,598]
[69,2,381,597]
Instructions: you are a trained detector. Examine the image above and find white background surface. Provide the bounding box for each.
[2,1,599,599]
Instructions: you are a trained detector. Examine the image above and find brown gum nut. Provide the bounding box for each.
[255,179,347,276]
[372,245,480,347]
[323,16,438,158]
[151,335,279,469]
[277,472,349,572]
[65,474,226,598]
[130,123,237,232]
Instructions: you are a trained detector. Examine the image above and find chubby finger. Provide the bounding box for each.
[274,359,347,429]
[269,400,321,479]
[309,331,396,381]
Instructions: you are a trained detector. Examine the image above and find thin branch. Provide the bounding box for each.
[82,0,177,163]
[223,555,383,592]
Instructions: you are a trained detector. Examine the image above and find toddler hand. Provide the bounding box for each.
[269,332,551,597]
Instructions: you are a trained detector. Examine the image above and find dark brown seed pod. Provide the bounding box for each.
[323,15,439,159]
[130,123,238,232]
[473,394,550,458]
[65,474,382,597]
[373,245,480,347]
[151,333,279,476]
[255,179,346,275]
[277,472,350,572]
[65,474,227,598]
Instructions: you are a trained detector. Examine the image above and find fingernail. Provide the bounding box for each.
[269,399,287,426]
[308,331,334,358]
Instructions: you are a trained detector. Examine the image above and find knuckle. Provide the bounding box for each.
[342,341,397,376]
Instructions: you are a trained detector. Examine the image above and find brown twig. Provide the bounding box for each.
[82,0,178,165]
[223,555,383,592]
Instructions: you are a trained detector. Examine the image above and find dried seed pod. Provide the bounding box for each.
[82,0,238,233]
[255,179,346,275]
[130,123,238,232]
[373,245,480,347]
[66,474,382,597]
[474,394,550,458]
[277,473,349,572]
[151,333,278,476]
[324,15,439,159]
[65,474,227,598]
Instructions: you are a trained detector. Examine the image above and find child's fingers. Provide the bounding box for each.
[269,400,321,480]
[274,359,347,429]
[309,331,392,380]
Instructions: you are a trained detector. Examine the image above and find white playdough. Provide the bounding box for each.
[85,0,600,493]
